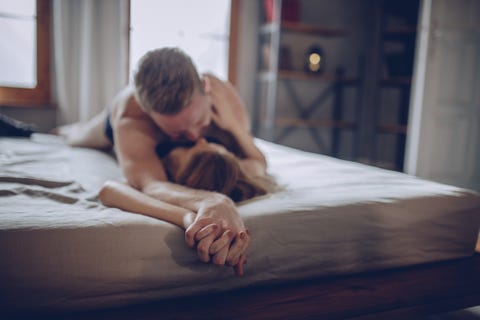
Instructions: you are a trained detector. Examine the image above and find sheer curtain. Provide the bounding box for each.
[52,0,129,125]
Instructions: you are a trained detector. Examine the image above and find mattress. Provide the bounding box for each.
[1,134,479,314]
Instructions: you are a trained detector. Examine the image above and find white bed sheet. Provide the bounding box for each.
[1,134,479,313]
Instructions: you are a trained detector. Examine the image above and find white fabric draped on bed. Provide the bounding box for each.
[1,134,479,313]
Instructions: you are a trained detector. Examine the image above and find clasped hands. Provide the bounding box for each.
[184,197,250,276]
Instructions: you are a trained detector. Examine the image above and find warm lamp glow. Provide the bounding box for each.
[304,45,325,74]
[309,63,320,72]
[309,53,321,65]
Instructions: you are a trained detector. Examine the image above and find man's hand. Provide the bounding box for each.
[184,195,250,275]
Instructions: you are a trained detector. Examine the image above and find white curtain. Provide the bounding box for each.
[52,0,129,125]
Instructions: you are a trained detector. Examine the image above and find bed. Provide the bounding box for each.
[1,134,479,319]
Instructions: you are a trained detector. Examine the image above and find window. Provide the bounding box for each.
[129,0,232,82]
[0,0,51,106]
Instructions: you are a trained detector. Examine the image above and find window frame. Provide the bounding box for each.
[0,0,51,107]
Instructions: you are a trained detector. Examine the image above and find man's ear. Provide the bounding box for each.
[202,76,212,94]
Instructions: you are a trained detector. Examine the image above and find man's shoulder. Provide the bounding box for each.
[113,85,136,104]
[203,73,228,84]
[111,86,147,120]
[110,89,168,142]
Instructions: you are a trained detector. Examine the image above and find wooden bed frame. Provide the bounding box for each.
[46,238,480,320]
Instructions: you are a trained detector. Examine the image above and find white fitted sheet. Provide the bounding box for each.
[0,134,479,313]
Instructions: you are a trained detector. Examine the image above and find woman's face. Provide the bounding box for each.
[168,138,231,174]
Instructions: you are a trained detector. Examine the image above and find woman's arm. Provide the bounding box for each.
[98,180,195,229]
[98,180,247,276]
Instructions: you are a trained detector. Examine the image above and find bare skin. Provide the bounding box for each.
[98,137,256,276]
[98,180,248,276]
[57,74,265,273]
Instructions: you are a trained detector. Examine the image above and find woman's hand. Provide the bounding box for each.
[233,254,247,277]
[184,194,250,276]
[206,228,249,269]
[191,225,249,277]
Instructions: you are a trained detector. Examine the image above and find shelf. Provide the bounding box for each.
[259,71,359,84]
[376,124,407,134]
[379,77,412,86]
[383,27,417,37]
[276,117,357,130]
[260,22,347,37]
[279,70,359,84]
[281,21,348,37]
[255,1,363,157]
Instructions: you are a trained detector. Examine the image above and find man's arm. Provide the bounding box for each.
[207,75,267,177]
[113,113,249,266]
[229,127,267,177]
[113,115,232,211]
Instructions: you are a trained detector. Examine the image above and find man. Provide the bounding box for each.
[58,47,266,274]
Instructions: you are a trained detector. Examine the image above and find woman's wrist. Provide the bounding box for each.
[182,211,196,229]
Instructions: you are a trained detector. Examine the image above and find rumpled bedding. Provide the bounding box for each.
[1,134,479,313]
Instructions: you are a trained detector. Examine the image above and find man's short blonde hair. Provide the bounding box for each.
[133,47,203,115]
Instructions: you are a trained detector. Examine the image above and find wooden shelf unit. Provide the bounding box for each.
[254,0,362,159]
[370,0,420,172]
[260,21,348,37]
[258,70,360,84]
[281,21,348,37]
[379,77,412,86]
[383,27,417,37]
[276,117,357,130]
[376,124,408,135]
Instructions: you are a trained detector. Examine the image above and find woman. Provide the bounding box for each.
[99,138,276,276]
[163,138,275,202]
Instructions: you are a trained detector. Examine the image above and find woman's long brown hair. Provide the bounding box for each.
[164,151,269,202]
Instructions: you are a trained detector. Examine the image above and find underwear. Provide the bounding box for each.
[104,112,114,144]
